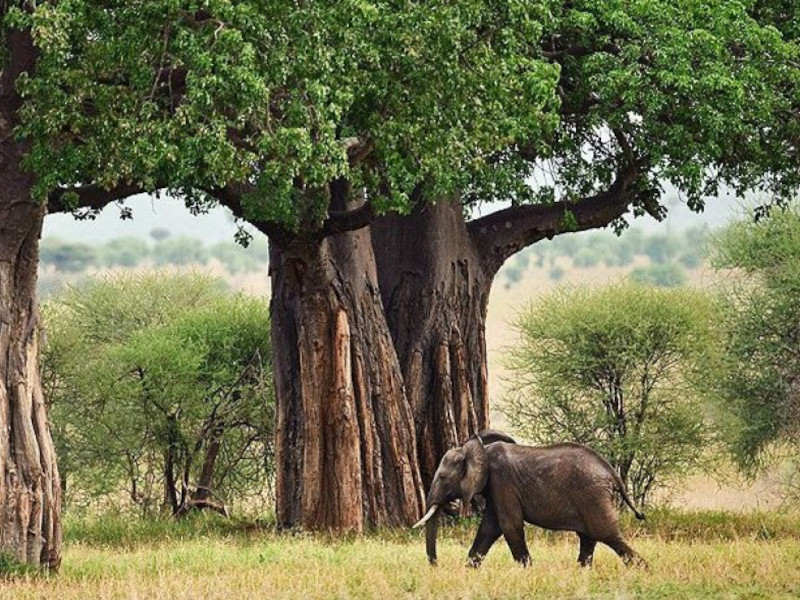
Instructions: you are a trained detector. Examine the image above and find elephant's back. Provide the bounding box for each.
[527,442,618,479]
[487,441,617,484]
[494,443,618,532]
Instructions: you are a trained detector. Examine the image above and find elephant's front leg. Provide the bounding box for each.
[498,506,531,566]
[467,506,502,568]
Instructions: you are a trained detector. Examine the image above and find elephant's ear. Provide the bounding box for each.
[460,438,488,506]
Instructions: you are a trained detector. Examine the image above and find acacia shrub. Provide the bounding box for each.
[42,273,275,516]
[503,282,719,505]
[711,206,800,475]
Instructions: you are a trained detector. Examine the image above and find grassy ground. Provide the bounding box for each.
[2,511,799,599]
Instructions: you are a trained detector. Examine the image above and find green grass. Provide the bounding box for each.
[2,510,799,599]
[0,553,39,579]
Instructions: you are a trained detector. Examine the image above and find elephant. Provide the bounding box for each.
[413,430,645,568]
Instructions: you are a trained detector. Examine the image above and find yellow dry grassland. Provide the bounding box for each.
[3,518,799,600]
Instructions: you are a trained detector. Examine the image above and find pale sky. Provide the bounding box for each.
[44,188,746,245]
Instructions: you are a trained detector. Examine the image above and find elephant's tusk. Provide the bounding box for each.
[412,504,439,529]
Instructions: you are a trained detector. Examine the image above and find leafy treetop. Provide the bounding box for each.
[11,0,800,245]
[17,1,557,235]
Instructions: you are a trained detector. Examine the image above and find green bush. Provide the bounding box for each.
[503,282,720,505]
[711,205,800,473]
[42,273,275,517]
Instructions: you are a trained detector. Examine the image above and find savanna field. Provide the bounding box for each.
[3,511,799,600]
[8,1,800,599]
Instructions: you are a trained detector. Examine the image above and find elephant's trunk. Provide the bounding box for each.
[424,505,441,565]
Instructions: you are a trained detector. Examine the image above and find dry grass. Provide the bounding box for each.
[3,514,799,600]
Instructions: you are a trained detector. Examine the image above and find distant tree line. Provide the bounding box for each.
[40,233,269,273]
[501,225,710,289]
[38,233,271,298]
[41,223,708,297]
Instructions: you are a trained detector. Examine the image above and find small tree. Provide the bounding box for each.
[40,238,97,273]
[99,236,151,268]
[630,263,688,288]
[42,273,275,517]
[712,206,800,472]
[503,282,719,505]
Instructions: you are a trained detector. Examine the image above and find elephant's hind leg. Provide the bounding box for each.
[467,506,502,568]
[602,537,646,567]
[577,533,596,567]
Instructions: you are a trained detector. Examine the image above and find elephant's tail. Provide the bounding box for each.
[614,476,645,521]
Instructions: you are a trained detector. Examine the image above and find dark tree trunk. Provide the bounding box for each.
[372,200,492,485]
[162,414,182,515]
[0,197,61,569]
[192,427,222,503]
[269,226,424,531]
[163,451,179,515]
[0,27,62,570]
[175,426,228,517]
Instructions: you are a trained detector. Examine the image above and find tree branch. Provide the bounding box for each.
[205,183,293,245]
[210,180,379,244]
[468,162,641,276]
[47,183,147,214]
[341,136,374,166]
[316,199,375,239]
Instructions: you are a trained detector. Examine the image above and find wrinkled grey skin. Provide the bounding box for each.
[418,431,645,568]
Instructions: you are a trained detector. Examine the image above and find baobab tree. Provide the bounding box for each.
[371,0,800,482]
[10,0,800,539]
[19,1,560,531]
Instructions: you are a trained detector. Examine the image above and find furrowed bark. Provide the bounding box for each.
[372,199,491,485]
[270,225,424,531]
[191,427,222,503]
[0,185,62,570]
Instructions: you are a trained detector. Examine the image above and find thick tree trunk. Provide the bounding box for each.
[372,200,492,484]
[372,174,640,486]
[269,227,424,531]
[0,23,62,570]
[0,146,62,569]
